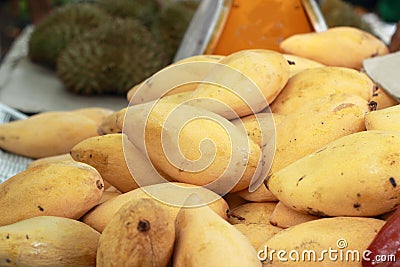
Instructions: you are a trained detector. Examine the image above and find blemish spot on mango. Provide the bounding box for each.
[137,219,150,232]
[296,175,305,186]
[306,207,327,217]
[389,177,397,188]
[96,180,104,190]
[368,101,378,111]
[227,211,245,221]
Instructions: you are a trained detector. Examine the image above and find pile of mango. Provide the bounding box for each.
[0,26,399,266]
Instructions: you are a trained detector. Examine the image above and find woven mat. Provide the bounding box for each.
[0,103,32,183]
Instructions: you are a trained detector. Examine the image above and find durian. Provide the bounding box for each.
[56,18,168,96]
[152,1,198,62]
[28,3,109,68]
[97,0,161,28]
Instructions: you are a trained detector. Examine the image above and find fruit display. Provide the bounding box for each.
[279,26,389,70]
[28,3,109,69]
[96,0,160,26]
[27,0,198,96]
[56,18,168,95]
[1,25,400,266]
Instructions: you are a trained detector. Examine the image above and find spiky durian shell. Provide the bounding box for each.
[56,18,168,96]
[28,3,109,68]
[151,1,198,63]
[97,0,161,28]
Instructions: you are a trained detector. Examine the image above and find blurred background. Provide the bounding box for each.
[0,0,56,61]
[1,0,399,62]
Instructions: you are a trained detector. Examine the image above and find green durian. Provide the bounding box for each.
[151,1,198,63]
[56,18,168,96]
[28,3,109,68]
[97,0,161,28]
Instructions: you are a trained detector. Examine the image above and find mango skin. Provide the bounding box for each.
[282,54,325,77]
[70,133,140,193]
[0,161,104,226]
[188,49,290,119]
[81,182,229,233]
[96,198,174,267]
[261,217,384,266]
[271,66,374,115]
[267,130,400,217]
[0,112,99,158]
[365,104,400,132]
[280,26,389,70]
[0,216,100,267]
[270,93,369,175]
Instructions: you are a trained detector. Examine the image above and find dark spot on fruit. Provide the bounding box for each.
[6,234,10,239]
[38,206,44,212]
[353,203,361,209]
[228,211,246,221]
[6,259,11,263]
[372,93,378,97]
[389,177,397,188]
[264,175,272,188]
[26,235,29,240]
[368,101,378,111]
[296,175,305,186]
[89,154,92,158]
[307,207,327,217]
[357,193,361,197]
[287,60,296,65]
[137,219,151,232]
[96,180,104,190]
